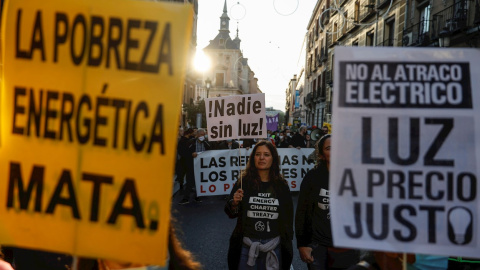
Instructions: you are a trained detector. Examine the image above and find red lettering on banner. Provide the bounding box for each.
[291,181,296,189]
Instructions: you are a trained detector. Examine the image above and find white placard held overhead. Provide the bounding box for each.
[330,47,480,258]
[205,94,267,141]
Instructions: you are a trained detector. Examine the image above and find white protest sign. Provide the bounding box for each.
[194,148,315,196]
[330,47,480,258]
[205,94,267,141]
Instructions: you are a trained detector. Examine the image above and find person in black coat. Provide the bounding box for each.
[295,134,358,269]
[175,128,194,190]
[225,140,294,270]
[178,128,212,205]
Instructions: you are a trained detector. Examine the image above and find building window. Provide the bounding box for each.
[215,73,224,87]
[385,17,395,46]
[366,30,374,46]
[333,23,338,42]
[418,4,430,43]
[352,40,359,46]
[354,1,360,22]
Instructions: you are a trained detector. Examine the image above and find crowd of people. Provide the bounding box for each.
[2,124,475,270]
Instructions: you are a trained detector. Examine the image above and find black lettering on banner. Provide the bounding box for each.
[238,118,263,137]
[54,12,69,62]
[6,162,157,230]
[125,19,141,70]
[106,17,123,69]
[361,118,384,164]
[59,92,75,141]
[344,202,362,238]
[424,118,454,166]
[339,62,472,108]
[82,173,113,222]
[15,9,174,74]
[44,91,59,139]
[209,121,233,139]
[7,162,44,212]
[388,118,419,166]
[28,88,43,137]
[88,16,104,66]
[15,10,46,60]
[12,87,26,135]
[70,14,87,65]
[10,85,165,154]
[419,205,445,243]
[393,205,417,242]
[45,169,81,219]
[338,168,357,196]
[366,203,389,240]
[107,179,145,229]
[209,97,262,117]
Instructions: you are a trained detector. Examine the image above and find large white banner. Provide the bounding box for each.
[205,94,267,141]
[194,148,315,196]
[330,47,480,258]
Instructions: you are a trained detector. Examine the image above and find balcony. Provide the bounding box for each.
[305,92,314,106]
[377,0,391,9]
[402,20,432,46]
[360,0,376,22]
[325,70,332,86]
[431,0,472,40]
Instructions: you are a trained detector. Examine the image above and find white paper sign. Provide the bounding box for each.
[194,148,315,196]
[205,94,267,141]
[330,47,480,258]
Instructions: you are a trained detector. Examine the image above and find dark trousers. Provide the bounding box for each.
[182,159,197,200]
[308,243,358,270]
[174,158,187,185]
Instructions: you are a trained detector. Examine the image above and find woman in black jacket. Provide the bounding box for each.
[295,134,358,269]
[225,140,294,270]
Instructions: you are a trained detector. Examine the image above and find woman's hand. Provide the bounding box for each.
[232,189,244,206]
[298,247,314,264]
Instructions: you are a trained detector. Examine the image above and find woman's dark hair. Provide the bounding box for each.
[315,134,331,169]
[240,140,284,190]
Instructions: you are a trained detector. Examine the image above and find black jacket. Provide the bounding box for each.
[295,164,332,248]
[224,180,294,270]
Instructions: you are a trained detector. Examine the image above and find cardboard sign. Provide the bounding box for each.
[194,148,315,196]
[205,94,267,141]
[0,0,193,265]
[330,47,480,258]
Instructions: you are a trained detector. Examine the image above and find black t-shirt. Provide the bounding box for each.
[243,182,281,239]
[311,169,332,246]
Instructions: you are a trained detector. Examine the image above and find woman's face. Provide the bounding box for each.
[321,138,331,163]
[254,145,273,171]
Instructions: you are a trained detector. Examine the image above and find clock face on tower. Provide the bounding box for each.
[222,21,226,26]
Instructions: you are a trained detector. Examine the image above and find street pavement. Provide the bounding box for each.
[171,182,306,270]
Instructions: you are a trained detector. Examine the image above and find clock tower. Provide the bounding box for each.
[203,0,261,98]
[220,0,230,32]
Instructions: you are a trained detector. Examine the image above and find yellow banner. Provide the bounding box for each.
[0,0,193,265]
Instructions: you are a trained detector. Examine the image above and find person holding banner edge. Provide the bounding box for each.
[295,134,359,269]
[179,128,212,205]
[225,140,294,270]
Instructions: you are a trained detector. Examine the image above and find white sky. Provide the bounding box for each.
[196,0,317,111]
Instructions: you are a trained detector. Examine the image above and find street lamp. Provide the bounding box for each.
[439,27,451,47]
[205,78,211,98]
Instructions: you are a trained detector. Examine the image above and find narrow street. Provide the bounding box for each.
[171,183,305,270]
